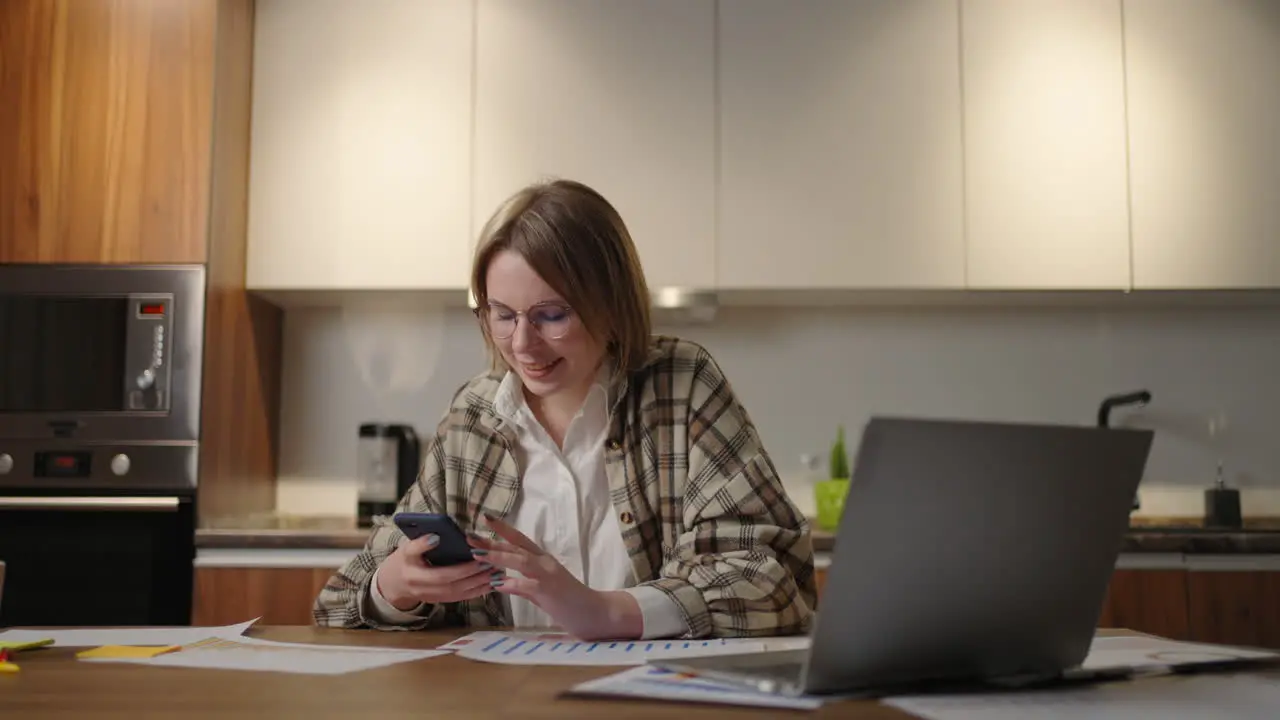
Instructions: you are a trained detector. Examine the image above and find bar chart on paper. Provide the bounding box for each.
[439,631,773,666]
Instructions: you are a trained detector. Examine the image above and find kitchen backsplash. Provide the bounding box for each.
[275,301,1280,520]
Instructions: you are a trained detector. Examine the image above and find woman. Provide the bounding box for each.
[314,179,816,640]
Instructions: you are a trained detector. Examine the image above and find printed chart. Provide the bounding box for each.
[441,631,768,666]
[570,665,825,710]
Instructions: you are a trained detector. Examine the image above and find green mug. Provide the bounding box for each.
[814,479,849,531]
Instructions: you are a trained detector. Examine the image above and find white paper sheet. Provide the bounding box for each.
[884,674,1280,720]
[440,631,769,666]
[569,664,826,710]
[81,634,447,675]
[0,618,259,648]
[1082,635,1279,671]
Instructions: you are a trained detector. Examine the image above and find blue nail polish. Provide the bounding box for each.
[490,578,504,587]
[471,549,488,556]
[478,562,492,570]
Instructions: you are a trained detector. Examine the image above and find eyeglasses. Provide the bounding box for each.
[475,302,576,340]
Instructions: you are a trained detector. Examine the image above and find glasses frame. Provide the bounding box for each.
[474,301,577,341]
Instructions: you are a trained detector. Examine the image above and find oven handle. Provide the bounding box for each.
[0,496,182,512]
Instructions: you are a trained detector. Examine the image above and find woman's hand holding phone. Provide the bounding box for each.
[375,533,502,611]
[471,514,643,641]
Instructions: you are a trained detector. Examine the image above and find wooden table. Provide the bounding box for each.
[0,626,1271,719]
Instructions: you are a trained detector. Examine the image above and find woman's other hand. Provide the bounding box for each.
[471,514,642,640]
[376,533,500,611]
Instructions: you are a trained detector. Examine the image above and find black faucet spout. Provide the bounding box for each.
[1097,390,1152,427]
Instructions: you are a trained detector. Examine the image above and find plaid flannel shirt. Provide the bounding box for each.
[313,336,817,637]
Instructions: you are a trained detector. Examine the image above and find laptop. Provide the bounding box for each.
[653,416,1154,697]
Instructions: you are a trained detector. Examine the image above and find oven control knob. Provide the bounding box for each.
[110,454,131,476]
[136,368,156,389]
[0,453,12,475]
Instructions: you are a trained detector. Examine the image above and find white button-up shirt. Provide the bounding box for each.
[371,368,687,639]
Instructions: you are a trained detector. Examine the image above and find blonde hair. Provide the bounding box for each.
[471,179,652,375]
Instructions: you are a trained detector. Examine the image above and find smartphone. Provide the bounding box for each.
[393,512,475,566]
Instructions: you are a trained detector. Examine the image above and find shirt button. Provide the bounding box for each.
[619,511,634,525]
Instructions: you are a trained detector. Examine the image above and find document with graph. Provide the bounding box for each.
[439,630,782,666]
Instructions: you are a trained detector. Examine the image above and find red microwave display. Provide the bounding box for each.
[138,303,166,317]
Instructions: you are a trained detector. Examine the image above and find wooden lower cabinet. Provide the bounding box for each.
[1097,569,1191,640]
[1187,571,1280,650]
[193,567,335,626]
[191,566,1279,649]
[1097,569,1280,650]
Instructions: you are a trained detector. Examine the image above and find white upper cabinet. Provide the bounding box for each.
[473,0,716,289]
[1124,0,1280,289]
[962,0,1132,290]
[246,0,474,290]
[718,0,966,290]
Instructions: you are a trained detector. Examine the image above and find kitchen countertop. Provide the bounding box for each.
[196,513,1280,554]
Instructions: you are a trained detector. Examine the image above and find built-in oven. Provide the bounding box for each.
[0,265,205,627]
[0,473,197,627]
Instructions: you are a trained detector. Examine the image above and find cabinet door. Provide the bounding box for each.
[473,0,715,289]
[246,0,473,290]
[718,0,965,290]
[962,0,1131,289]
[1187,571,1280,650]
[1096,569,1191,640]
[1124,0,1280,289]
[193,567,335,626]
[0,0,216,264]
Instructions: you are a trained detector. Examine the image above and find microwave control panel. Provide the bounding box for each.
[124,296,172,412]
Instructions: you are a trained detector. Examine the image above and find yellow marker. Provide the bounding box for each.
[0,661,18,673]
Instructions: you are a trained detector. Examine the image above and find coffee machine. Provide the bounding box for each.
[356,423,420,527]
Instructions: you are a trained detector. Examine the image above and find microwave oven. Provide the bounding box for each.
[0,264,206,445]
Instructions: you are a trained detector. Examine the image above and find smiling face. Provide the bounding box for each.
[484,249,607,405]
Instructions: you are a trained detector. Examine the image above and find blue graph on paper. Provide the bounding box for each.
[450,632,767,666]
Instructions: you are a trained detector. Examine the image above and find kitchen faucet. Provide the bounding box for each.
[1097,390,1153,512]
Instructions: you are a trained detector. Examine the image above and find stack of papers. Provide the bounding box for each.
[0,618,444,676]
[568,633,1280,713]
[80,634,446,675]
[1081,635,1280,672]
[0,618,259,648]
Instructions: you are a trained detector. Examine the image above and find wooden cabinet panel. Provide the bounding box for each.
[717,0,965,290]
[1124,0,1280,289]
[961,0,1131,289]
[474,0,716,289]
[197,0,283,522]
[245,0,474,290]
[1096,569,1191,640]
[1188,571,1280,650]
[0,0,216,264]
[193,568,335,627]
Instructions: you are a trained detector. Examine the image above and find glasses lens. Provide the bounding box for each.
[529,306,572,339]
[485,307,516,339]
[483,305,573,340]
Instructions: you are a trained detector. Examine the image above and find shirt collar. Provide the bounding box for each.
[493,361,614,425]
